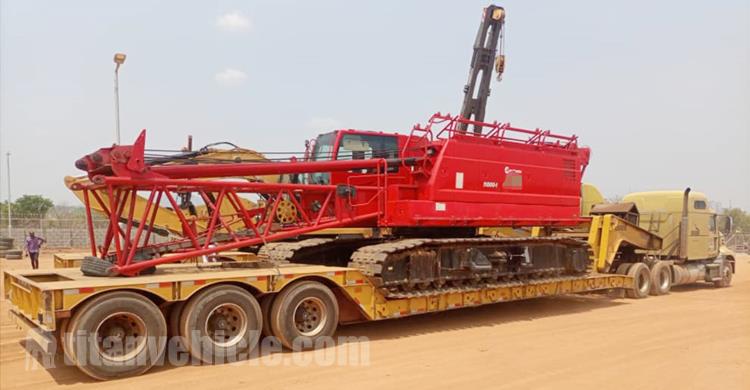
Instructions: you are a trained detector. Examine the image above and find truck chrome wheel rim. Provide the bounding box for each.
[205,303,247,348]
[294,297,327,337]
[95,312,148,362]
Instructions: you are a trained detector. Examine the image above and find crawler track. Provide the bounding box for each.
[348,237,591,293]
[262,236,592,294]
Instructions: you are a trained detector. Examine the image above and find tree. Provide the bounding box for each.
[12,195,54,217]
[723,207,750,234]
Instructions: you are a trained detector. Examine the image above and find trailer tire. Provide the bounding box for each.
[259,294,275,338]
[649,261,671,296]
[713,260,733,288]
[625,263,651,299]
[168,302,185,338]
[61,317,78,365]
[269,281,339,351]
[179,285,262,364]
[65,291,167,380]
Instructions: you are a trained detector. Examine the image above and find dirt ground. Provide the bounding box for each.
[1,251,749,390]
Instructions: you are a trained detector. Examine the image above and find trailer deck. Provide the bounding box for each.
[4,262,631,336]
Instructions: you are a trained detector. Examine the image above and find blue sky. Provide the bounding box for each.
[1,0,749,209]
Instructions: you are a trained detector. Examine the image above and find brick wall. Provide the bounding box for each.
[4,228,168,249]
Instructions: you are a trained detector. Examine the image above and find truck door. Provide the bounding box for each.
[687,199,718,260]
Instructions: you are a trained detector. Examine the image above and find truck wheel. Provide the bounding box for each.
[649,261,672,296]
[625,263,651,299]
[179,285,262,364]
[259,294,275,338]
[269,281,339,351]
[615,263,632,275]
[65,291,167,380]
[713,261,733,288]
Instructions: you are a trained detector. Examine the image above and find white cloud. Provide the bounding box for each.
[216,11,251,32]
[306,117,343,131]
[214,68,248,86]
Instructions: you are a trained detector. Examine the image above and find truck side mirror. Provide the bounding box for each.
[718,215,733,235]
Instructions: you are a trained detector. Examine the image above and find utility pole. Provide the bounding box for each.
[113,53,127,144]
[6,152,11,237]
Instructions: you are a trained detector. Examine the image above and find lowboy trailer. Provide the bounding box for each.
[5,254,632,380]
[4,213,661,380]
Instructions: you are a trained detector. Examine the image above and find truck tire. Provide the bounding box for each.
[65,291,167,380]
[269,281,339,351]
[179,285,262,364]
[259,294,275,338]
[625,263,651,299]
[713,260,733,288]
[615,263,632,275]
[649,261,672,296]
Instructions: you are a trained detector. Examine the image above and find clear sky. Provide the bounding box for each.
[1,0,749,209]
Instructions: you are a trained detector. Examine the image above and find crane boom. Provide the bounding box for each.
[458,5,505,134]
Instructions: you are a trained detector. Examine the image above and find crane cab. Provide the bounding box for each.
[305,130,414,186]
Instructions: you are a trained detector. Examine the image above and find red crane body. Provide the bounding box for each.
[74,113,589,276]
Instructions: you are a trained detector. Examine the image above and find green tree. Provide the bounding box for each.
[12,195,54,217]
[723,207,750,234]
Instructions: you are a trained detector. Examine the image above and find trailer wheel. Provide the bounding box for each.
[259,294,275,338]
[713,260,733,288]
[168,301,187,351]
[61,317,79,365]
[168,301,185,338]
[625,263,651,299]
[269,281,339,351]
[649,261,672,296]
[179,285,262,364]
[65,291,167,380]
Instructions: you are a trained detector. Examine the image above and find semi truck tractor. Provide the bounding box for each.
[623,188,735,291]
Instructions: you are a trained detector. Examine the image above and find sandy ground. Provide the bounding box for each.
[1,251,749,390]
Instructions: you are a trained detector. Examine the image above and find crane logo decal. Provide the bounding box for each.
[503,166,523,189]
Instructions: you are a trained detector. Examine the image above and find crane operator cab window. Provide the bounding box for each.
[308,133,335,185]
[308,132,399,185]
[336,134,399,174]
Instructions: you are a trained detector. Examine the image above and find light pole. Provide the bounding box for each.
[5,152,11,237]
[113,52,127,144]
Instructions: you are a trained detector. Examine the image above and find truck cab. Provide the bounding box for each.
[623,190,732,261]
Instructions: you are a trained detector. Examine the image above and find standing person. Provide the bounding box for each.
[24,231,46,270]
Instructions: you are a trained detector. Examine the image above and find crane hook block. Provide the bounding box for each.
[495,55,505,81]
